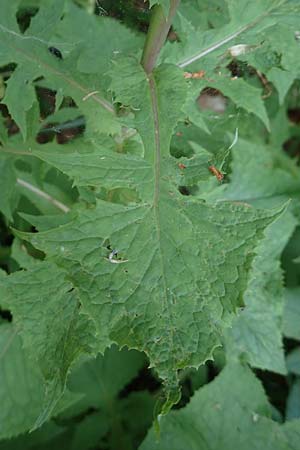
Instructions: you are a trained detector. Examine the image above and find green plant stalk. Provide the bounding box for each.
[141,0,180,74]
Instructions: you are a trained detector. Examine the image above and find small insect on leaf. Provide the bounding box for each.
[184,70,205,79]
[105,249,129,264]
[209,165,224,182]
[48,46,63,59]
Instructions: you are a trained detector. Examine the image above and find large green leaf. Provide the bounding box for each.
[205,138,300,373]
[14,58,283,410]
[187,76,270,129]
[140,362,296,450]
[225,212,294,374]
[53,2,143,75]
[0,262,96,427]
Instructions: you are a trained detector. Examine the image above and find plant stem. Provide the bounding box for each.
[17,178,70,213]
[141,0,180,74]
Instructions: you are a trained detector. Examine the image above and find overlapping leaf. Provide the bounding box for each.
[162,0,300,131]
[0,0,118,139]
[140,362,299,450]
[163,0,300,69]
[0,262,96,427]
[0,323,45,438]
[205,138,300,373]
[14,58,283,409]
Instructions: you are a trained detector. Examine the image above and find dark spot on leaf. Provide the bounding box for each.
[48,46,63,59]
[287,108,300,125]
[227,60,255,78]
[178,186,190,196]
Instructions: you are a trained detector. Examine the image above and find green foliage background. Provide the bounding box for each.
[0,0,300,448]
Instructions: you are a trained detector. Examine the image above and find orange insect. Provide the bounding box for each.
[178,163,186,170]
[209,165,224,182]
[184,70,206,79]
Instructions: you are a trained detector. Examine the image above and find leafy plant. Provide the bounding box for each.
[0,0,300,448]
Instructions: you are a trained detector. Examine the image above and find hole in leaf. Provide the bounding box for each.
[198,88,227,114]
[227,60,253,78]
[287,108,300,125]
[17,6,39,33]
[178,186,190,196]
[95,0,150,33]
[0,308,12,322]
[37,117,86,144]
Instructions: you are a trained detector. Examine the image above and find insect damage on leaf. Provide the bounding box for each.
[48,46,63,59]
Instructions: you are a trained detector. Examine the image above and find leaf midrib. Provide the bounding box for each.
[147,72,176,363]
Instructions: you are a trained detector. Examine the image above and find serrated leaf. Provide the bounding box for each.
[176,0,230,31]
[54,2,144,75]
[25,0,65,39]
[0,1,118,138]
[0,262,96,428]
[225,210,295,374]
[268,68,295,105]
[162,0,298,68]
[161,0,300,133]
[235,22,300,105]
[206,138,299,373]
[26,140,153,192]
[188,76,270,130]
[208,138,300,202]
[17,58,284,408]
[140,362,292,450]
[2,66,38,141]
